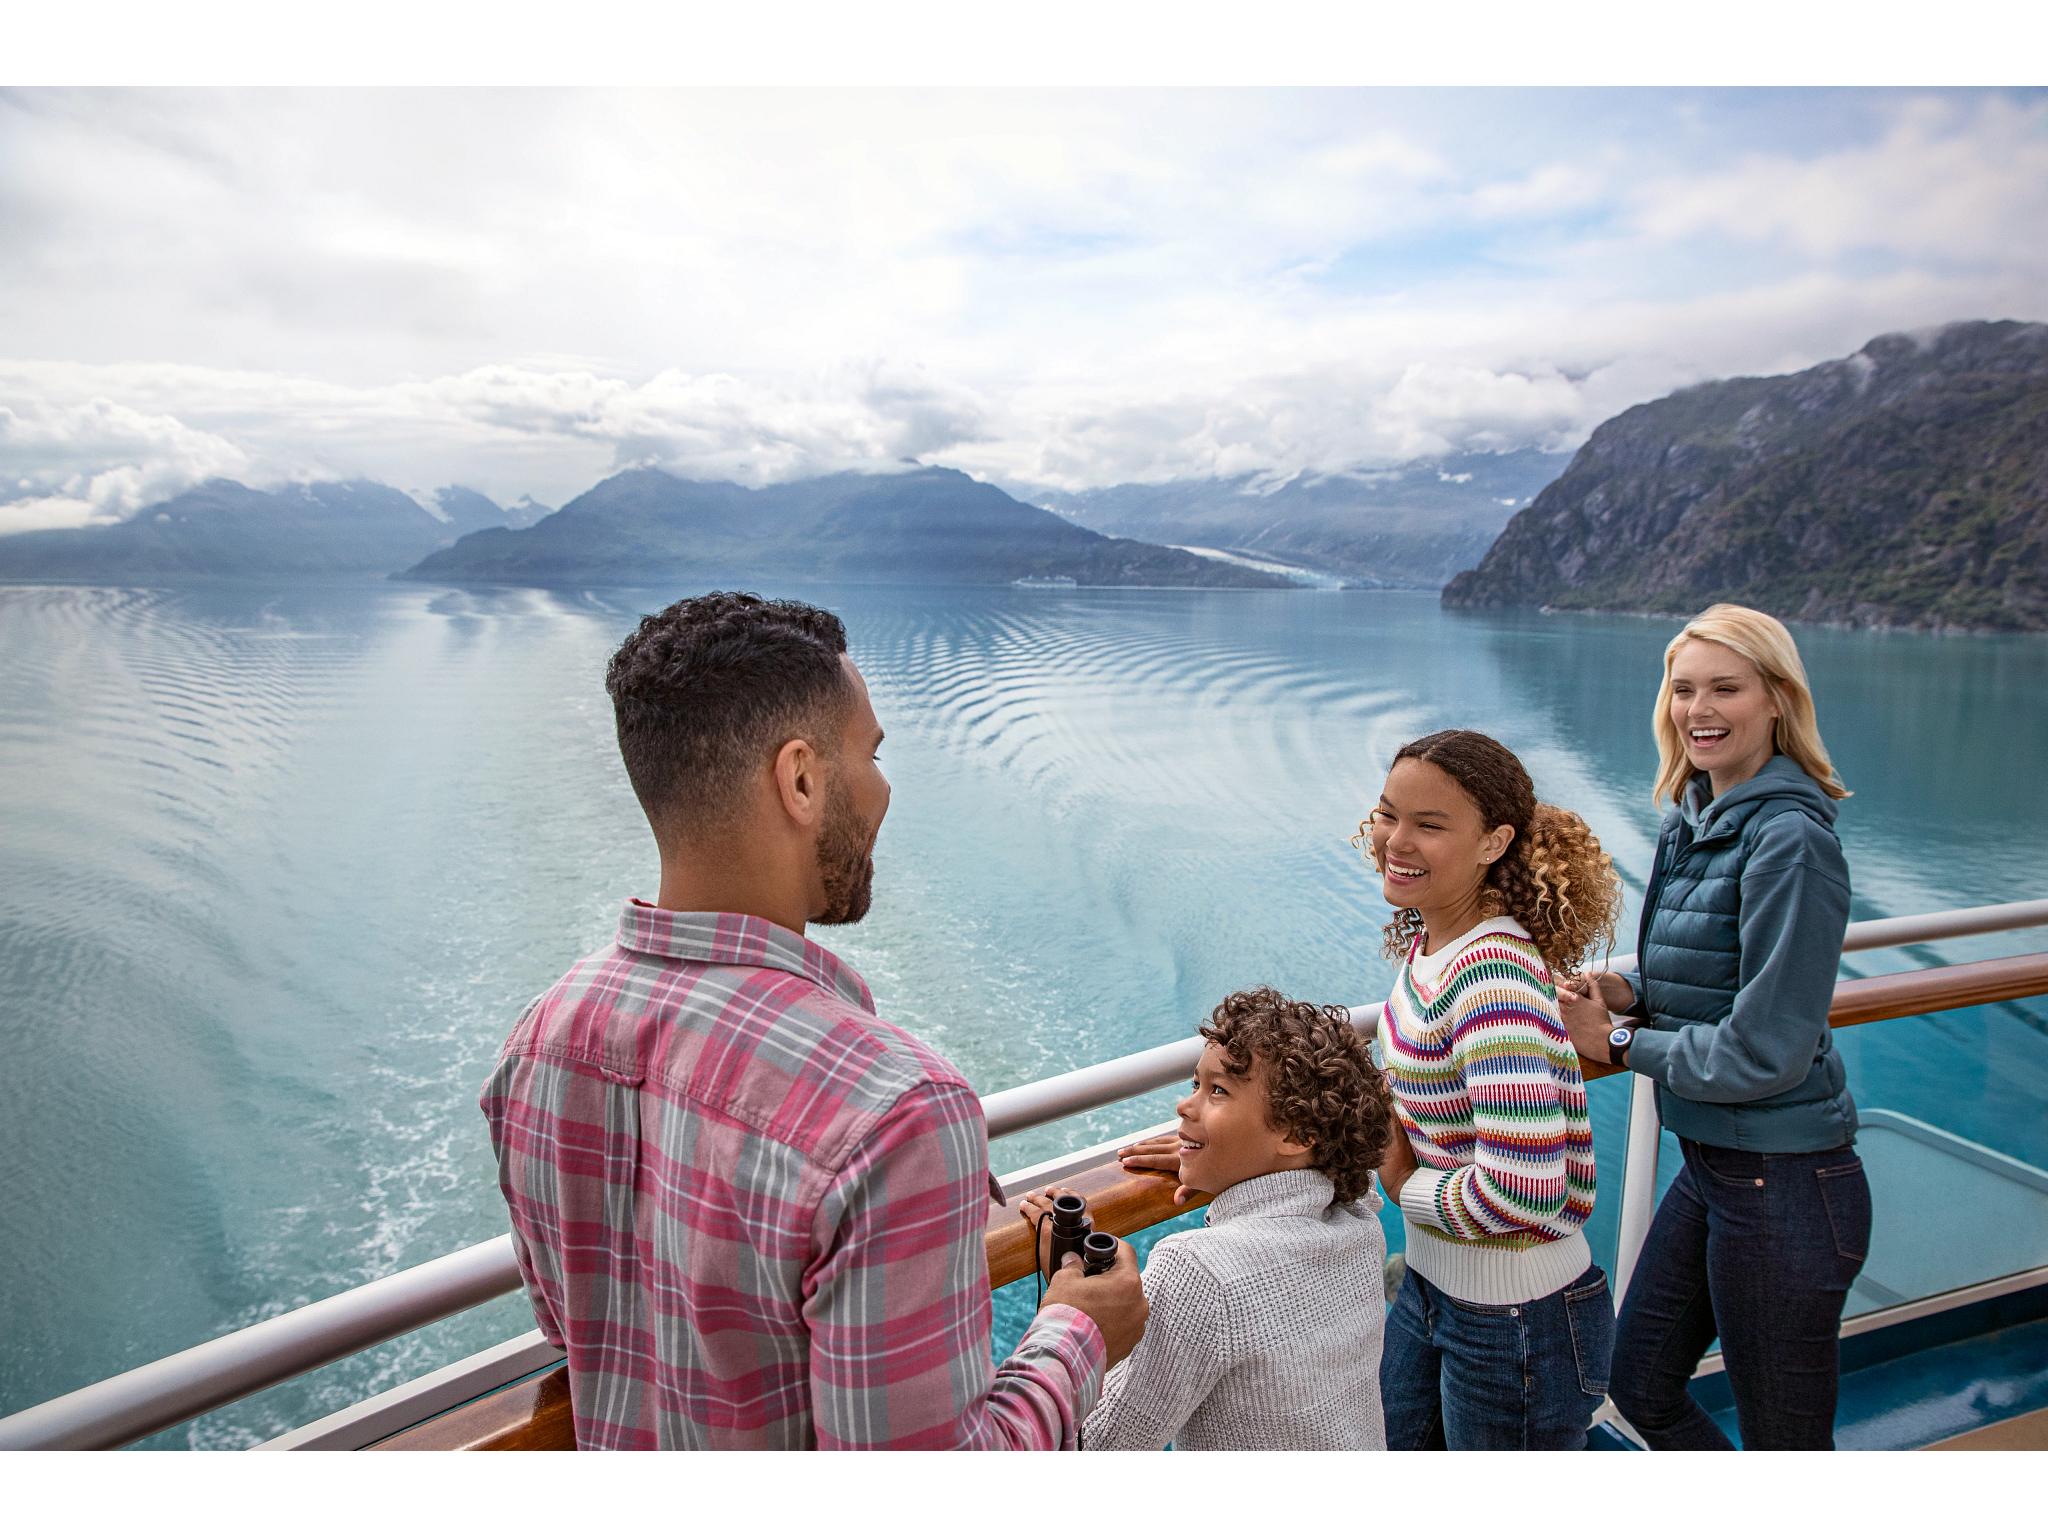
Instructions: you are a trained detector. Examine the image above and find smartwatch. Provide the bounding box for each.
[1607,1025,1635,1068]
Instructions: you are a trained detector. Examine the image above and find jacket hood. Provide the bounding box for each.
[1681,754,1841,842]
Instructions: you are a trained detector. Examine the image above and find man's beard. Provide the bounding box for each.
[814,785,876,926]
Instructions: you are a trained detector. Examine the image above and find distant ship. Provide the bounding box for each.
[1011,575,1078,588]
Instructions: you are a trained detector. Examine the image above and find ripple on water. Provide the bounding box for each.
[4,582,2045,1442]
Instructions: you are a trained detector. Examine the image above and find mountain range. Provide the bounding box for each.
[0,481,549,581]
[8,320,2040,624]
[1444,321,2048,631]
[0,452,1562,593]
[1017,449,1567,588]
[400,465,1294,589]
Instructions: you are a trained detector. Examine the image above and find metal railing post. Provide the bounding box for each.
[1611,1072,1664,1305]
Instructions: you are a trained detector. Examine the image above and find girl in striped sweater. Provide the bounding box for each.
[1360,729,1623,1449]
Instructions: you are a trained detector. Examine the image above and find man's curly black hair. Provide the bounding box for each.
[605,591,852,840]
[1200,987,1394,1205]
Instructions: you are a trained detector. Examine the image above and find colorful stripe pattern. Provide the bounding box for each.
[1381,924,1596,1247]
[481,900,1104,1449]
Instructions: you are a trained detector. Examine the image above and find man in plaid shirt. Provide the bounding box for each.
[482,592,1146,1449]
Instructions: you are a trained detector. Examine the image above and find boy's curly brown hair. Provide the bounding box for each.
[1200,987,1394,1206]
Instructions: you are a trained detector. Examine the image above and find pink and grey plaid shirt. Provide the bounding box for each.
[481,901,1105,1449]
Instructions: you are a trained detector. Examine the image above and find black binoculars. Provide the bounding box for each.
[1044,1192,1118,1278]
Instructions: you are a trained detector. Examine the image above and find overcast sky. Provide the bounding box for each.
[2,86,2044,534]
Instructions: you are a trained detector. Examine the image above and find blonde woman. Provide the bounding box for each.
[1559,603,1869,1450]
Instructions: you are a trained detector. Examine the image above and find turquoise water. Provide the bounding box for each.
[1,581,2043,1446]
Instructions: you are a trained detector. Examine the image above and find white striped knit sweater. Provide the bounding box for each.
[1080,1169,1387,1451]
[1380,916,1596,1305]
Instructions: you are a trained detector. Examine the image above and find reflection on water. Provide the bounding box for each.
[1,581,2043,1445]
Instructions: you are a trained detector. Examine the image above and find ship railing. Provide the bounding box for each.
[1,897,2044,1451]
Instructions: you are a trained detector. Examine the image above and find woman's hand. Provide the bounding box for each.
[1116,1133,1198,1206]
[1560,969,1635,1013]
[1377,1120,1419,1201]
[1559,983,1622,1065]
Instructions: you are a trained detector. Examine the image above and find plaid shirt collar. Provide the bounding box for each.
[617,900,875,1014]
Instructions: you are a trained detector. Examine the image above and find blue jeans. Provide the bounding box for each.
[1380,1261,1615,1450]
[1610,1138,1871,1450]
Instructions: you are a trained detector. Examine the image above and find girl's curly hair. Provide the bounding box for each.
[1357,729,1622,976]
[1201,987,1394,1206]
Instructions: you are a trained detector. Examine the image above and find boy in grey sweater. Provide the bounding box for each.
[1023,988,1395,1450]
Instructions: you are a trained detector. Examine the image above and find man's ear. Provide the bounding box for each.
[1275,1129,1314,1159]
[771,736,826,828]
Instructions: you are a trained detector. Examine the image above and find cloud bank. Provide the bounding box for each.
[1,87,2043,528]
[0,396,250,534]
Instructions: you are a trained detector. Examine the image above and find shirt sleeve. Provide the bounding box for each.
[1616,968,1649,1020]
[1081,1239,1228,1451]
[802,1079,1106,1450]
[481,1028,567,1352]
[1398,977,1579,1240]
[506,1222,565,1351]
[1628,815,1850,1103]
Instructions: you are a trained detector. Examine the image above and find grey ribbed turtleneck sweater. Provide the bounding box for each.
[1081,1168,1387,1451]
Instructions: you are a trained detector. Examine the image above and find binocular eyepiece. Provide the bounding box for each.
[1044,1193,1118,1277]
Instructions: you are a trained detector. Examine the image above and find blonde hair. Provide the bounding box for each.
[1652,603,1849,807]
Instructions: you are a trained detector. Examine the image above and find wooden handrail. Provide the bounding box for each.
[375,950,2048,1448]
[984,1157,1210,1292]
[984,950,2048,1284]
[1804,950,2048,1030]
[367,1364,572,1451]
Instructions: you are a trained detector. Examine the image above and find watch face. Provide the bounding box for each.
[1608,1027,1633,1048]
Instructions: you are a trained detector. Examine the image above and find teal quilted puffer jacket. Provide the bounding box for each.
[1618,755,1857,1153]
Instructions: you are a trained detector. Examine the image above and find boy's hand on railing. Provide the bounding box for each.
[1043,1240,1148,1367]
[1116,1133,1198,1205]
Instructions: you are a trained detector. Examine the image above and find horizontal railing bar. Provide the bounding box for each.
[0,1236,523,1452]
[984,1150,1213,1294]
[985,951,2048,1286]
[366,1349,576,1450]
[985,899,2048,1143]
[993,1120,1179,1203]
[4,898,2042,1452]
[983,1006,1379,1141]
[253,1331,562,1452]
[1835,898,2048,955]
[372,950,2048,1452]
[1581,949,2048,1081]
[1823,950,2048,1031]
